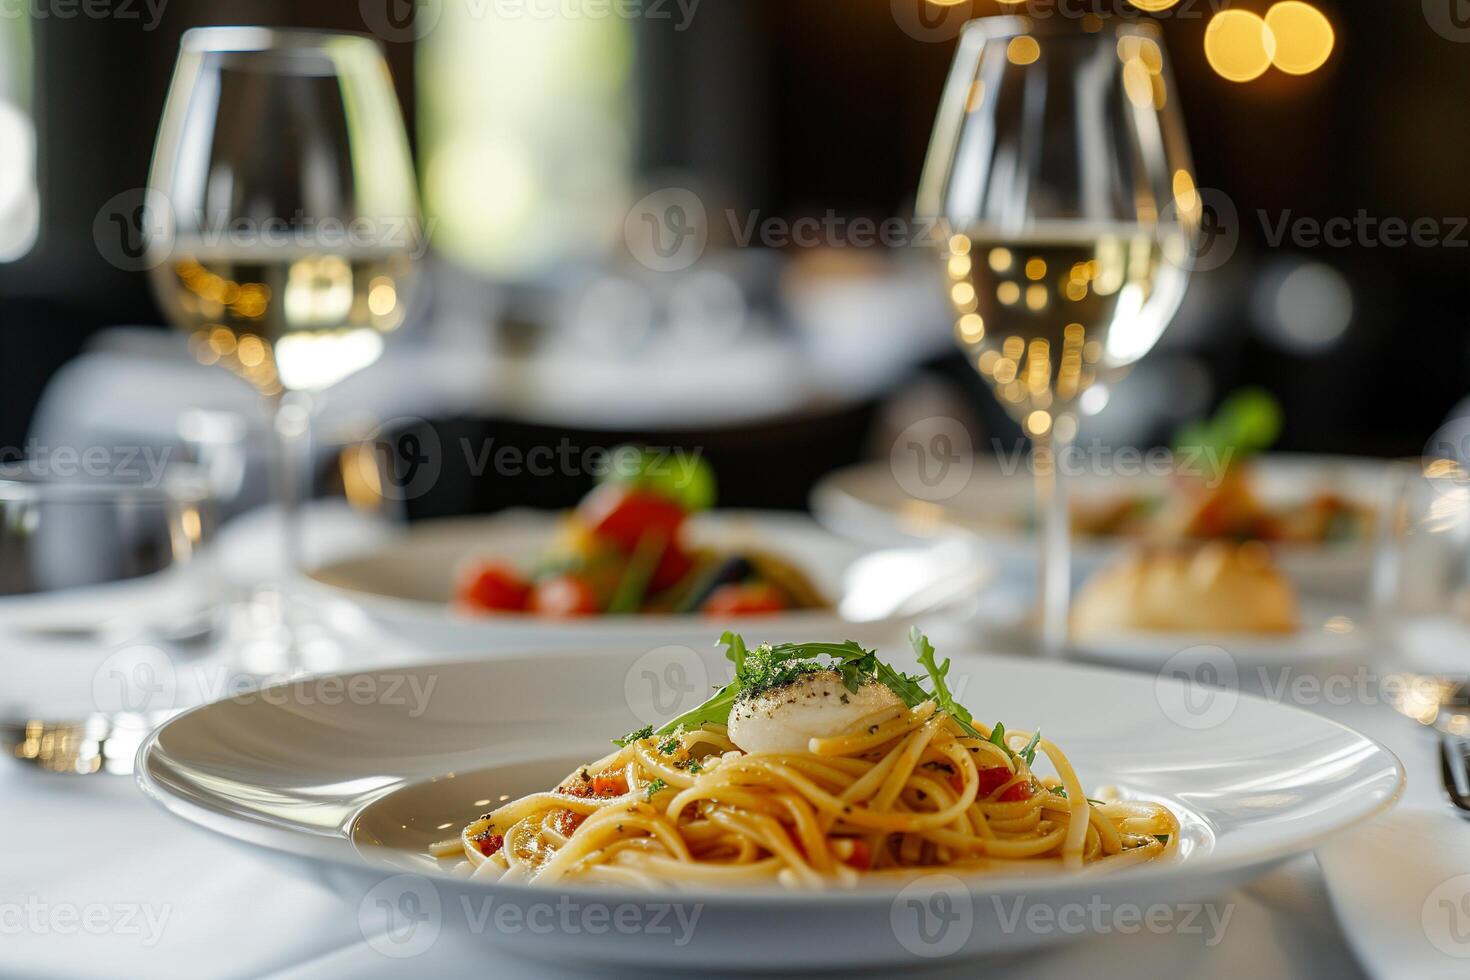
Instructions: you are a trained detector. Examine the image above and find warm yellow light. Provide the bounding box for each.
[1265,1,1334,75]
[1172,169,1200,218]
[948,254,973,279]
[1026,410,1053,436]
[1024,257,1047,281]
[1007,36,1041,66]
[997,281,1021,305]
[957,313,985,342]
[368,278,399,317]
[1129,0,1180,10]
[1025,284,1048,310]
[993,358,1018,384]
[237,334,267,368]
[949,233,972,256]
[989,247,1013,273]
[951,282,977,307]
[1204,10,1276,83]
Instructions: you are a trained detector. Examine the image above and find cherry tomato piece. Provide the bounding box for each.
[841,838,872,871]
[578,486,688,554]
[950,766,1034,802]
[456,561,530,613]
[701,582,788,616]
[529,575,602,617]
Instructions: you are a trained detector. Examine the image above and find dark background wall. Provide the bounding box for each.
[3,0,1467,458]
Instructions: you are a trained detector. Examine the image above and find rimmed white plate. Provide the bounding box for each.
[300,509,943,653]
[136,646,1403,970]
[812,454,1389,598]
[1068,599,1370,671]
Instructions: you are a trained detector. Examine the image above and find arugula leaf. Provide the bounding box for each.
[1018,730,1042,766]
[909,627,983,739]
[613,725,653,748]
[988,721,1010,757]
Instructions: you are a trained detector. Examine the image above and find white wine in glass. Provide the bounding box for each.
[146,28,423,670]
[919,19,1198,654]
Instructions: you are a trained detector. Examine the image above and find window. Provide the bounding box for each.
[0,9,38,262]
[417,8,634,280]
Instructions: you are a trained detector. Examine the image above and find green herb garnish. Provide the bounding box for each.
[613,725,653,748]
[645,778,668,801]
[657,728,685,756]
[1017,730,1043,766]
[909,628,983,740]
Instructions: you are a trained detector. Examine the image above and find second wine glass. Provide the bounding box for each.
[918,16,1198,654]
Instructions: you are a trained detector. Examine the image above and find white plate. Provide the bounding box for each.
[300,510,938,653]
[136,646,1403,970]
[1068,599,1370,671]
[812,454,1389,598]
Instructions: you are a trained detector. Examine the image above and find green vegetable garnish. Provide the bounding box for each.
[602,445,716,512]
[607,532,664,614]
[1017,730,1043,766]
[909,628,983,740]
[1173,386,1283,470]
[613,725,653,748]
[645,778,668,801]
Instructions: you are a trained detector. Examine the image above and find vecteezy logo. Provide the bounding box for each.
[890,417,975,503]
[1424,0,1470,42]
[360,0,444,43]
[1423,874,1470,957]
[1162,186,1239,274]
[890,0,972,43]
[624,645,710,728]
[625,188,708,272]
[359,417,442,501]
[93,188,175,272]
[92,645,178,715]
[891,874,974,959]
[359,874,442,959]
[1155,645,1240,731]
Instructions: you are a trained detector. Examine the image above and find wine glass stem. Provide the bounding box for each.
[268,391,314,584]
[1035,429,1073,656]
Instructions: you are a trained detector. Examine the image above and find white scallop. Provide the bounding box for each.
[728,670,906,755]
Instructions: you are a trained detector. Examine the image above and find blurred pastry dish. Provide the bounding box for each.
[1070,541,1299,635]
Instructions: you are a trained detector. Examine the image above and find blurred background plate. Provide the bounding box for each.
[812,453,1390,599]
[300,509,937,653]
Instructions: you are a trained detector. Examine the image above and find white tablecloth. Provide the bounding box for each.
[0,505,1450,978]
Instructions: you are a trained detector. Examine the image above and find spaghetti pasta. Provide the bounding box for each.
[431,630,1178,888]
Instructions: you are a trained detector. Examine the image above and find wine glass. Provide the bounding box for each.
[917,17,1198,655]
[145,27,422,670]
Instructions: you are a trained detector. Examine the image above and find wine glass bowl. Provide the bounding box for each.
[146,27,422,395]
[918,16,1197,652]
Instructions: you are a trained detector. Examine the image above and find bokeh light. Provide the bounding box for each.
[1265,2,1335,75]
[1204,10,1277,83]
[1007,36,1041,66]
